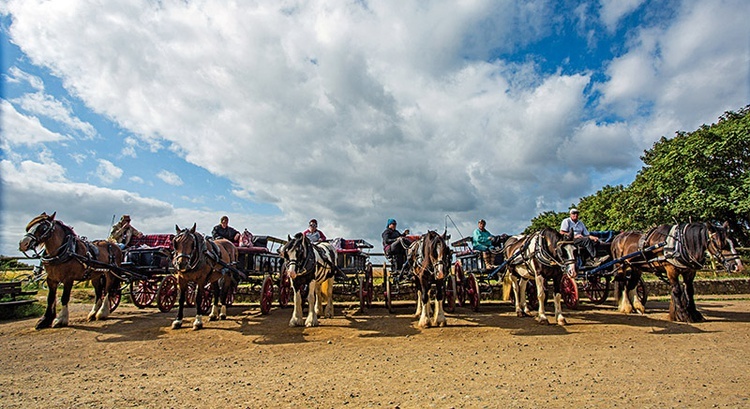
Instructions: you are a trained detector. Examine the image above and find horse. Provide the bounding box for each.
[171,224,237,330]
[612,222,743,322]
[279,232,337,327]
[18,212,121,329]
[503,228,577,325]
[410,231,452,328]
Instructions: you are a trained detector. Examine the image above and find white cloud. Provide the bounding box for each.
[157,170,183,186]
[4,66,45,91]
[0,100,69,147]
[12,92,96,138]
[95,159,123,184]
[1,0,748,253]
[598,0,646,32]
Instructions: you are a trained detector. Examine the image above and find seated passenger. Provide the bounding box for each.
[559,208,607,266]
[108,214,143,249]
[303,219,327,243]
[212,215,240,243]
[472,219,505,269]
[382,218,411,272]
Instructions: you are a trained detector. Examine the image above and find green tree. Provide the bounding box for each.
[525,210,567,234]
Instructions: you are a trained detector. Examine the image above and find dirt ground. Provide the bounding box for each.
[1,296,750,408]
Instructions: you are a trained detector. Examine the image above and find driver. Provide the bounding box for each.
[559,208,607,265]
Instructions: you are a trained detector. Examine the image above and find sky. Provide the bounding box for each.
[1,0,749,258]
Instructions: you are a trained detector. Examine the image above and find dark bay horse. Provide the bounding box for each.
[279,233,337,327]
[612,222,743,322]
[171,224,237,330]
[504,228,577,325]
[410,231,451,328]
[19,212,121,329]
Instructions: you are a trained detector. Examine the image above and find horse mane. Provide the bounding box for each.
[681,223,709,260]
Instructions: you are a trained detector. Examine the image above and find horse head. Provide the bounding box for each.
[173,223,200,272]
[19,212,58,256]
[545,228,577,278]
[425,230,452,280]
[281,232,314,280]
[706,222,744,273]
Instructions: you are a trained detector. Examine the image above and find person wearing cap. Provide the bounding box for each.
[382,218,411,272]
[473,219,506,269]
[108,214,143,249]
[560,208,603,265]
[212,215,241,243]
[303,219,327,243]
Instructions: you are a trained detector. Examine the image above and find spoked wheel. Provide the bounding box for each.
[561,274,579,309]
[108,284,122,313]
[443,274,457,313]
[358,276,366,311]
[278,269,291,308]
[198,283,212,316]
[260,275,274,315]
[452,262,466,307]
[384,266,394,313]
[130,279,158,308]
[465,273,480,312]
[362,263,374,309]
[583,275,610,304]
[157,275,178,313]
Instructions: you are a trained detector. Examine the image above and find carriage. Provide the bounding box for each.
[330,238,375,310]
[112,232,289,316]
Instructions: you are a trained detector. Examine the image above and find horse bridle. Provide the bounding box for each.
[173,230,203,272]
[284,237,317,277]
[706,227,741,270]
[21,219,57,258]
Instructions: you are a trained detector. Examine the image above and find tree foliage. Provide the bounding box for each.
[526,106,750,245]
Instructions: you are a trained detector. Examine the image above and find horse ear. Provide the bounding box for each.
[723,221,730,230]
[50,211,56,220]
[175,224,181,233]
[190,223,196,233]
[287,234,292,241]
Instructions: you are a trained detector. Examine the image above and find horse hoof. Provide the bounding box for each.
[557,318,567,326]
[208,315,217,322]
[193,322,203,330]
[536,317,549,325]
[35,317,53,330]
[220,314,227,320]
[87,313,96,322]
[171,321,182,329]
[516,311,527,318]
[51,319,66,328]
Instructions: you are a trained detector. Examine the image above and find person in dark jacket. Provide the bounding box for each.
[212,215,240,243]
[382,218,411,272]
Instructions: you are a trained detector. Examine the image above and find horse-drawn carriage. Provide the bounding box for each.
[330,238,375,310]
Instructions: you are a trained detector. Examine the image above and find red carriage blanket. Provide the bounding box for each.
[129,234,174,249]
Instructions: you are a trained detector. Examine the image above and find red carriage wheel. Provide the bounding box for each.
[157,275,178,313]
[466,273,480,312]
[199,283,212,316]
[561,274,579,309]
[186,282,197,307]
[452,262,466,307]
[260,275,274,315]
[278,269,291,308]
[108,285,122,313]
[443,274,457,313]
[583,276,610,304]
[130,279,158,308]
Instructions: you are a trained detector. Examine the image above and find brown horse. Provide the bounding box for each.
[504,228,577,325]
[612,222,743,322]
[171,224,237,330]
[18,212,121,329]
[410,231,452,328]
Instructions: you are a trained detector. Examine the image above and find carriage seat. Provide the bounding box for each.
[129,234,174,249]
[334,238,361,254]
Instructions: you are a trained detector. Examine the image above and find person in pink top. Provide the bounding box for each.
[303,219,327,243]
